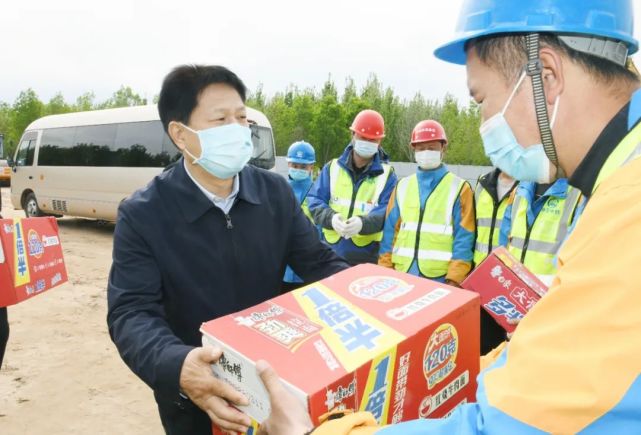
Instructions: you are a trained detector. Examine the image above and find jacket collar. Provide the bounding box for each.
[518,178,569,204]
[165,158,261,223]
[416,164,448,187]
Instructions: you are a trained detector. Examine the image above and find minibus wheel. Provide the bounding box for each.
[24,192,44,217]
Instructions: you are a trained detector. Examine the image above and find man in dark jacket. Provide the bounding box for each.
[107,65,349,435]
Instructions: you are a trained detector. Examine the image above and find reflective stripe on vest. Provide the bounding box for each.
[508,187,582,281]
[593,121,641,194]
[473,183,511,266]
[391,172,465,278]
[322,159,391,247]
[301,197,314,224]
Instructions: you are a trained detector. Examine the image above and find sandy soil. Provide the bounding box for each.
[0,187,163,434]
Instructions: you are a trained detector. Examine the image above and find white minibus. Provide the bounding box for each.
[9,105,275,221]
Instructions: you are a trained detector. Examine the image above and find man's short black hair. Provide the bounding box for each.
[467,33,639,87]
[157,65,247,133]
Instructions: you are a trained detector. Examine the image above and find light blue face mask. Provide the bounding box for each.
[181,123,253,180]
[353,139,379,158]
[288,168,310,181]
[479,71,560,183]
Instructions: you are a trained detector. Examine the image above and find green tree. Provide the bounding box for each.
[290,89,317,143]
[45,93,72,115]
[7,89,44,156]
[74,92,96,111]
[100,86,146,108]
[265,93,296,156]
[247,83,266,112]
[310,83,348,165]
[0,103,11,157]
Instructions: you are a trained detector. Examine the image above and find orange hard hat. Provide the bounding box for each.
[350,110,385,140]
[411,120,447,145]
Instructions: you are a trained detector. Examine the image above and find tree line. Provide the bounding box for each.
[0,75,490,166]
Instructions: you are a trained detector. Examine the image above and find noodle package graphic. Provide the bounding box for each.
[201,264,480,434]
[0,217,68,307]
[462,247,548,332]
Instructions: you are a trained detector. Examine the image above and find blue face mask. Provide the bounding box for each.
[289,168,310,181]
[353,139,379,158]
[479,71,559,183]
[181,123,253,179]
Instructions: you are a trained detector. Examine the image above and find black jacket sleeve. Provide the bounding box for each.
[107,206,193,399]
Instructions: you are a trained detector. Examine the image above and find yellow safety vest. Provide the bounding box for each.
[301,198,313,224]
[391,172,466,278]
[508,186,582,286]
[322,159,391,247]
[594,121,641,193]
[473,182,514,266]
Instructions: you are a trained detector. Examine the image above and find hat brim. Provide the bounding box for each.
[286,157,315,164]
[434,27,639,65]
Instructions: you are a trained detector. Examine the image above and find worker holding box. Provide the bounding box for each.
[307,110,397,266]
[501,179,582,287]
[258,0,641,433]
[378,120,475,287]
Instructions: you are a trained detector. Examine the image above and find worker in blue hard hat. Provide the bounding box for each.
[282,141,318,291]
[255,1,641,434]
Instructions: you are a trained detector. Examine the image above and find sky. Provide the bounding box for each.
[2,0,641,107]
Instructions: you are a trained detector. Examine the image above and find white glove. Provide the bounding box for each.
[342,216,363,239]
[331,213,347,236]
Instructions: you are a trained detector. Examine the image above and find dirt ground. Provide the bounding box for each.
[0,187,163,434]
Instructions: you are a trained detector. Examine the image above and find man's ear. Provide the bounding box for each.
[168,121,189,151]
[539,46,565,105]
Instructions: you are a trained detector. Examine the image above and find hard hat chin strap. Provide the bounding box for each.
[524,33,566,179]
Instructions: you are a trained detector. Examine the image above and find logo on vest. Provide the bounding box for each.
[349,276,414,303]
[423,323,458,389]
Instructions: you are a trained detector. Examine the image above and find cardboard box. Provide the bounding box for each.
[461,247,548,332]
[201,264,479,433]
[0,217,68,307]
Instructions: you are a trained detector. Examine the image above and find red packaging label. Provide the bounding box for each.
[0,217,68,307]
[461,247,548,332]
[202,264,480,434]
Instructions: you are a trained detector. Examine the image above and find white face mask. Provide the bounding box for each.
[353,139,379,158]
[415,150,442,170]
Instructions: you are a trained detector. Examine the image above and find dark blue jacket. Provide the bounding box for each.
[307,145,397,265]
[107,159,349,412]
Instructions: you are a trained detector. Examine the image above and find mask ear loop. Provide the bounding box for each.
[501,70,528,116]
[549,94,560,130]
[178,122,202,164]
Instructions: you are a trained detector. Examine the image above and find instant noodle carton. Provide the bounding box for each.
[0,217,68,307]
[461,247,548,332]
[201,263,479,433]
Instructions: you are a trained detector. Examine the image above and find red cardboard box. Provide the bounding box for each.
[0,217,68,307]
[201,264,479,433]
[461,247,548,333]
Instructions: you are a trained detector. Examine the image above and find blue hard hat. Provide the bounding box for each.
[286,141,315,164]
[434,0,638,65]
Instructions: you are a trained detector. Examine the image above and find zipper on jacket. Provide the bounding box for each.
[487,199,500,256]
[347,188,359,219]
[521,225,533,263]
[412,205,428,267]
